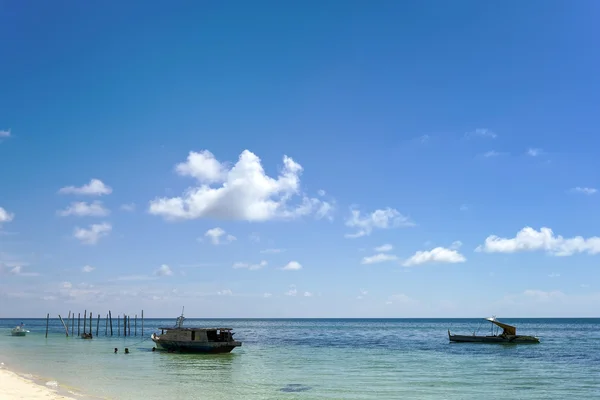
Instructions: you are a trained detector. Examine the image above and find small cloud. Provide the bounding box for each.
[317,189,326,197]
[449,241,463,250]
[218,289,233,296]
[58,179,112,196]
[480,150,505,158]
[548,272,560,278]
[154,264,173,276]
[8,265,39,277]
[82,265,95,273]
[263,292,272,298]
[374,244,393,252]
[120,203,136,212]
[0,129,11,138]
[282,261,302,271]
[357,288,368,299]
[233,260,267,271]
[361,253,398,264]
[459,204,469,211]
[260,248,285,254]
[465,128,497,139]
[402,246,466,267]
[345,207,415,238]
[303,291,313,297]
[0,207,14,224]
[419,134,430,144]
[527,148,543,157]
[57,201,110,217]
[73,222,112,245]
[570,187,597,195]
[202,227,236,245]
[62,281,72,289]
[285,285,297,296]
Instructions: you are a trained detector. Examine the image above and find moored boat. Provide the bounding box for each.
[448,317,540,344]
[151,309,242,354]
[11,323,29,337]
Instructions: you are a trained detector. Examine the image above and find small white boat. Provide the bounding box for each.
[448,316,540,344]
[11,324,29,337]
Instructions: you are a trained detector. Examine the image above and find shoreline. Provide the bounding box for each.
[0,361,101,400]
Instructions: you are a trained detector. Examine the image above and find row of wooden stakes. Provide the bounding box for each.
[45,310,145,338]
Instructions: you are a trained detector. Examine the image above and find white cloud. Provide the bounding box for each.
[527,148,543,157]
[73,222,112,245]
[8,265,39,277]
[303,291,313,297]
[218,289,233,296]
[0,129,10,138]
[263,292,272,298]
[374,244,393,252]
[154,264,173,276]
[57,201,110,217]
[59,179,112,196]
[120,203,136,212]
[548,273,560,278]
[402,246,466,267]
[357,288,368,299]
[345,207,414,238]
[0,207,14,224]
[449,241,463,250]
[465,128,497,139]
[317,189,326,196]
[481,150,504,158]
[260,248,285,254]
[282,261,302,271]
[148,149,333,222]
[203,227,236,245]
[62,281,72,289]
[361,253,398,265]
[233,260,267,270]
[285,285,297,296]
[570,187,597,195]
[82,265,95,273]
[476,226,600,256]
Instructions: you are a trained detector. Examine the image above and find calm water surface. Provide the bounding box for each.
[0,318,599,399]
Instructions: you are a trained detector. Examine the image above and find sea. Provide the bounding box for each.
[0,317,599,400]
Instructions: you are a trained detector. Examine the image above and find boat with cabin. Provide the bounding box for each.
[448,317,540,344]
[151,309,242,353]
[11,323,29,337]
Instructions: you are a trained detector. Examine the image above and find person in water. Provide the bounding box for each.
[124,348,129,354]
[114,348,118,354]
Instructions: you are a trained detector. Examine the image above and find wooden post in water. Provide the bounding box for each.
[117,315,120,336]
[71,313,74,336]
[128,315,131,336]
[58,314,69,337]
[109,311,113,336]
[124,314,127,337]
[96,314,100,337]
[134,314,137,336]
[141,310,144,337]
[45,313,49,338]
[68,311,71,320]
[89,312,92,335]
[105,314,108,336]
[78,313,81,336]
[83,310,87,334]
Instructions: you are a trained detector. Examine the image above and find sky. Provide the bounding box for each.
[1,1,600,318]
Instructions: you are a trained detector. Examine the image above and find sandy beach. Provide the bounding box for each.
[0,368,76,400]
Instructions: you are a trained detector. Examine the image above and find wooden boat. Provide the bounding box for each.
[11,324,29,337]
[448,317,540,344]
[151,309,242,354]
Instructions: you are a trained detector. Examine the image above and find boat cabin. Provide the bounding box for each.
[485,317,516,336]
[157,327,235,343]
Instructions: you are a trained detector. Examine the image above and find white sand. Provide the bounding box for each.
[0,369,76,400]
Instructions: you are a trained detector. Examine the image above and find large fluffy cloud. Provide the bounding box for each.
[148,150,332,222]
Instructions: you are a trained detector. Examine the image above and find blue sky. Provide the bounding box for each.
[1,1,599,317]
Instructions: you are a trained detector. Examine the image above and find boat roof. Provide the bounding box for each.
[485,317,516,335]
[158,327,233,331]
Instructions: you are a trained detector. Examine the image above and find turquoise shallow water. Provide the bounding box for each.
[1,318,599,399]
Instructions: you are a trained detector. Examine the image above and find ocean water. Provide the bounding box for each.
[0,317,599,399]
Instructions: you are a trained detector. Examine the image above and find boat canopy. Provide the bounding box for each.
[485,317,516,335]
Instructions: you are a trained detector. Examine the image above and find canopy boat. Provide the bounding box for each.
[448,317,540,344]
[11,323,29,337]
[151,309,242,354]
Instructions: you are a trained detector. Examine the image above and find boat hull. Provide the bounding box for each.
[151,335,241,353]
[11,331,27,337]
[448,333,539,344]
